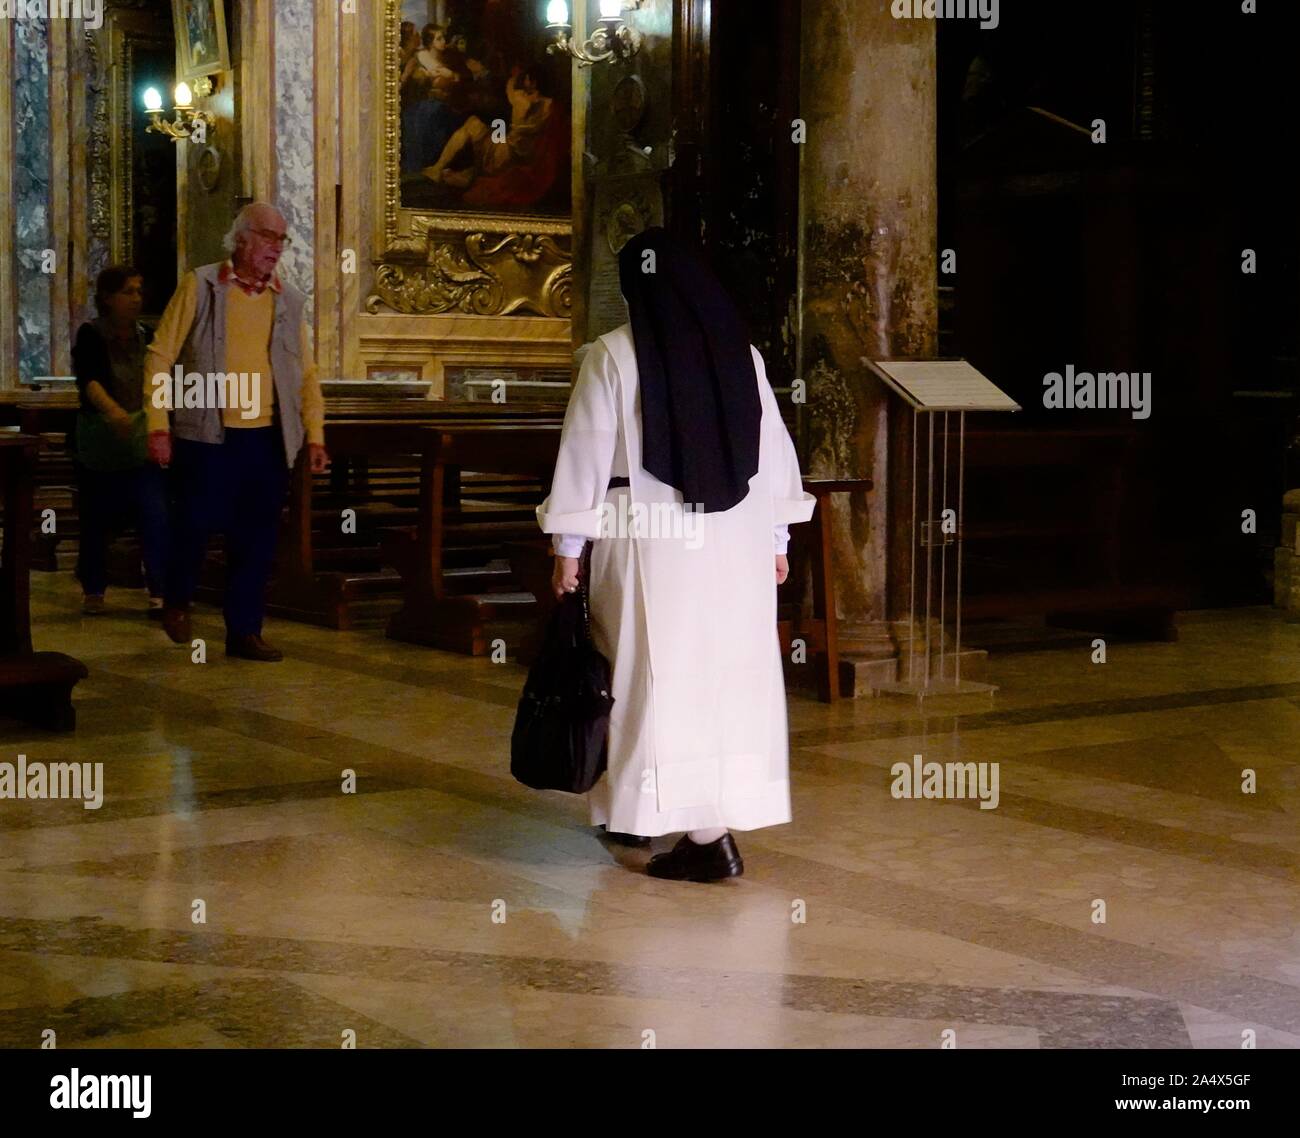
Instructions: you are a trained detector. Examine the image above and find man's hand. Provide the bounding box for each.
[551,555,580,600]
[775,554,790,585]
[147,430,172,467]
[308,443,329,474]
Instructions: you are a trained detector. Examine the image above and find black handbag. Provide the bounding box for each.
[511,572,614,794]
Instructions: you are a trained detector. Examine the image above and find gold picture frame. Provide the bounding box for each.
[367,0,572,319]
[171,0,230,82]
[88,7,178,317]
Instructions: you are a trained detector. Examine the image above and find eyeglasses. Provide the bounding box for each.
[248,227,292,248]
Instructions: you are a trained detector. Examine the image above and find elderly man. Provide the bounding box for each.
[144,202,328,661]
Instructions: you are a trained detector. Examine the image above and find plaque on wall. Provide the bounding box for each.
[611,74,646,134]
[587,186,659,337]
[196,145,221,192]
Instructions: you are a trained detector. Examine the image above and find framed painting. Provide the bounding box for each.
[171,0,230,82]
[369,0,573,318]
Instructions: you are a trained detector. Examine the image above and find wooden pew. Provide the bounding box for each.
[0,397,79,572]
[1,389,568,628]
[257,404,565,629]
[264,419,436,628]
[383,425,562,654]
[0,434,88,730]
[778,477,873,702]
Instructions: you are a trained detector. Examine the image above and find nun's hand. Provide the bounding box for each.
[775,555,790,586]
[552,555,581,600]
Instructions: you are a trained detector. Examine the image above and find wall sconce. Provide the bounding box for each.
[547,0,643,68]
[144,78,215,142]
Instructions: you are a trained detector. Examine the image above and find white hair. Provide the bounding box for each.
[221,209,250,254]
[221,202,282,254]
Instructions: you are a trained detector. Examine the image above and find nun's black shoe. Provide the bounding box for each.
[597,824,651,848]
[647,833,744,882]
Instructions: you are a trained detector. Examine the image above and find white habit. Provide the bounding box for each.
[536,323,816,836]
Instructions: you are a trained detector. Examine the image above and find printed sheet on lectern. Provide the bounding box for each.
[869,360,1021,412]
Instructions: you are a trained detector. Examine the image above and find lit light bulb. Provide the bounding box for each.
[173,82,193,109]
[143,87,163,112]
[546,0,569,25]
[599,0,622,18]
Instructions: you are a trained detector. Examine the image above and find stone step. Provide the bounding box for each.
[842,645,989,695]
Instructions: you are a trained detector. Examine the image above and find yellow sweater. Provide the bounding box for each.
[143,269,325,445]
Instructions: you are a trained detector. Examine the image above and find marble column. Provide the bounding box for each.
[0,22,16,385]
[798,2,938,659]
[13,16,52,385]
[273,0,316,323]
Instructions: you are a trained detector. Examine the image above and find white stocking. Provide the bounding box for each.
[687,827,727,844]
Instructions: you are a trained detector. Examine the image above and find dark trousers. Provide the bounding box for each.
[166,428,289,638]
[75,463,170,598]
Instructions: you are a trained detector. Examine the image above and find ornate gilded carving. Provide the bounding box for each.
[105,13,170,267]
[113,38,137,265]
[86,31,111,240]
[366,0,572,318]
[366,230,571,317]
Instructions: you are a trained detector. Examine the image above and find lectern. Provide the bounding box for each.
[866,360,1020,700]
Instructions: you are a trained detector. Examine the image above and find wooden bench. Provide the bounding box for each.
[778,477,873,702]
[255,405,565,629]
[383,425,562,654]
[0,434,88,731]
[0,399,79,572]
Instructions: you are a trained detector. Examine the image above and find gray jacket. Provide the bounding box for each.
[172,262,308,467]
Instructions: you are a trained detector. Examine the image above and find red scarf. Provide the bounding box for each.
[218,260,282,297]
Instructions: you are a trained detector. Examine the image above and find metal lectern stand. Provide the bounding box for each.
[866,359,1020,702]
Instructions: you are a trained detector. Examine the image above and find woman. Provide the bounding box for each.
[70,265,169,616]
[537,228,816,882]
[399,24,467,175]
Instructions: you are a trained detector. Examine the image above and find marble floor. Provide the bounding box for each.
[1,575,1298,1049]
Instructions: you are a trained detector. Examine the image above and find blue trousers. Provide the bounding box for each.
[166,429,289,638]
[76,463,170,598]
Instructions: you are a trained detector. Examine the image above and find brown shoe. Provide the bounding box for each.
[225,634,283,662]
[82,594,106,616]
[161,606,191,644]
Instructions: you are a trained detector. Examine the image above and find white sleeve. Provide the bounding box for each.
[537,339,619,539]
[754,346,816,526]
[553,533,588,557]
[774,523,790,554]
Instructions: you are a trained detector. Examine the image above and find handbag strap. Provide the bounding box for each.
[578,545,593,644]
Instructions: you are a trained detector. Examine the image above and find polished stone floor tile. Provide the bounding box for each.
[0,577,1297,1048]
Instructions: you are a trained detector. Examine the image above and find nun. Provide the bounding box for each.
[536,227,816,882]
